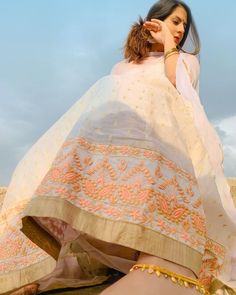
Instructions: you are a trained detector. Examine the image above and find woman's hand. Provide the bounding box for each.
[143,19,173,45]
[143,18,179,87]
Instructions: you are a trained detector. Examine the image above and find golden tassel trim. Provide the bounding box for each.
[130,264,210,295]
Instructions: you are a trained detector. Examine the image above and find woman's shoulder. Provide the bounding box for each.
[111,59,142,75]
[111,60,127,75]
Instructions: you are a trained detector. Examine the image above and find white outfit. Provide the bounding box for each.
[0,52,235,294]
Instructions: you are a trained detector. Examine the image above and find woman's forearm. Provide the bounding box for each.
[164,39,179,87]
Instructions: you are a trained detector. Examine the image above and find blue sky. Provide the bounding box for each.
[0,0,236,185]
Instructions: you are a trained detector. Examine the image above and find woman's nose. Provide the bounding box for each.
[178,23,185,34]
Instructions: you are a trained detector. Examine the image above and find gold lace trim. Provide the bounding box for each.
[130,263,210,294]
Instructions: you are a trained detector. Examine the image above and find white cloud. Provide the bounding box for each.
[214,115,236,177]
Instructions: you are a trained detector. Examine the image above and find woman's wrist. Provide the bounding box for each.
[164,48,179,61]
[164,37,177,53]
[163,38,179,62]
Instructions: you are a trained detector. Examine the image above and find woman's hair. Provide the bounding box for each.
[124,0,200,63]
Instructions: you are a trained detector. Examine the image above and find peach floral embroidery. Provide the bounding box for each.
[62,170,81,184]
[34,137,206,253]
[87,159,117,180]
[84,156,93,166]
[122,161,155,184]
[118,159,127,172]
[0,199,29,229]
[76,137,196,183]
[37,217,67,241]
[183,220,191,232]
[72,184,81,193]
[119,186,152,205]
[155,166,163,178]
[205,239,225,259]
[0,226,48,272]
[193,198,203,209]
[96,175,105,186]
[191,212,206,236]
[199,249,224,288]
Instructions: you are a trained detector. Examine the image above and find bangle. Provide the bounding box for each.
[164,47,179,59]
[164,47,178,58]
[164,51,179,61]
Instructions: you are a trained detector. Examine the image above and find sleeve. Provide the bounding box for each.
[176,53,200,96]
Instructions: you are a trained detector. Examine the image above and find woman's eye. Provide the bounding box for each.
[173,20,179,25]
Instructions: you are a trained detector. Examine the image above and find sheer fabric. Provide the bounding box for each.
[0,52,235,294]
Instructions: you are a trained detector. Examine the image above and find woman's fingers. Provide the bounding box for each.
[143,21,161,32]
[150,18,162,23]
[143,19,165,44]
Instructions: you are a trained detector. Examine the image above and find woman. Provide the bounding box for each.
[1,0,236,294]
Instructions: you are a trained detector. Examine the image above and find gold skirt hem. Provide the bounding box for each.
[22,196,203,276]
[0,256,56,294]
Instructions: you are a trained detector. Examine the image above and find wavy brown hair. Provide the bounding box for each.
[124,0,200,63]
[123,17,152,64]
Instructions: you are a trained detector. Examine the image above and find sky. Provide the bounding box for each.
[0,0,236,185]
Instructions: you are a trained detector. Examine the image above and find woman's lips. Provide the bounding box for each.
[174,36,180,43]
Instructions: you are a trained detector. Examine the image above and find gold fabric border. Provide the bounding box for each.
[0,256,56,294]
[22,196,203,275]
[22,216,61,260]
[210,278,236,295]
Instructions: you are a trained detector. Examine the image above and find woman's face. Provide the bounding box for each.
[164,6,188,45]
